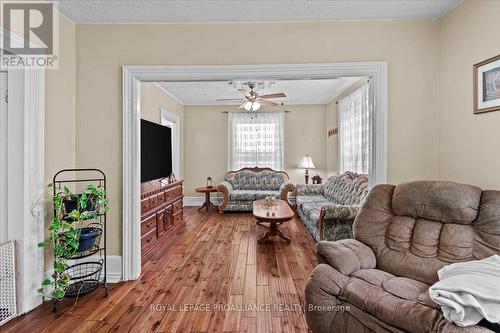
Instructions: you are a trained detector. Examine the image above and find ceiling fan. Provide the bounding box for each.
[216,82,286,111]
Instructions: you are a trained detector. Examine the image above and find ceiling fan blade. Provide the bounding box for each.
[258,99,279,107]
[258,93,286,99]
[216,98,244,101]
[238,102,246,109]
[238,89,251,98]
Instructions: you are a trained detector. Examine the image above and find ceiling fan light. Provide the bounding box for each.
[251,101,261,111]
[243,101,252,111]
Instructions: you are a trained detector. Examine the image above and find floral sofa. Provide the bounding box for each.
[295,171,369,241]
[217,167,295,213]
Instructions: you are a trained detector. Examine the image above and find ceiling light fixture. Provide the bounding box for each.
[251,101,261,111]
[243,101,252,111]
[243,101,261,111]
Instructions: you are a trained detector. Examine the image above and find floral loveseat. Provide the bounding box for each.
[217,167,295,213]
[296,171,369,241]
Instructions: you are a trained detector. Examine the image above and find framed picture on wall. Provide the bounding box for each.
[474,54,500,114]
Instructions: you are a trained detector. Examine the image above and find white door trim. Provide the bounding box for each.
[1,27,45,316]
[6,67,45,314]
[122,62,388,280]
[160,108,181,179]
[0,72,7,244]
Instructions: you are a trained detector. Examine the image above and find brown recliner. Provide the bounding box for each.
[305,181,500,333]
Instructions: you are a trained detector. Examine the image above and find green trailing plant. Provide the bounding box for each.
[36,184,109,301]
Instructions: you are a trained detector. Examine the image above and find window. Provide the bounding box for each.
[160,108,180,178]
[228,112,284,170]
[338,82,371,174]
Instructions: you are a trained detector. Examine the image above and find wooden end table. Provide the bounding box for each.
[195,186,219,212]
[253,199,294,243]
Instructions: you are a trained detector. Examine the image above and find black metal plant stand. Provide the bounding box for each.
[52,168,108,312]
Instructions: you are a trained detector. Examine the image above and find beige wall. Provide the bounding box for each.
[184,104,327,197]
[285,105,327,186]
[183,106,227,197]
[45,13,76,185]
[140,82,184,178]
[75,20,439,255]
[438,0,500,189]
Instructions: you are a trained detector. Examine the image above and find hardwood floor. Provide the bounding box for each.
[2,207,317,333]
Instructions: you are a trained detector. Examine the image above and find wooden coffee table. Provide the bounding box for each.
[253,199,294,243]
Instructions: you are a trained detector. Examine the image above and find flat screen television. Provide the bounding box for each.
[141,119,172,183]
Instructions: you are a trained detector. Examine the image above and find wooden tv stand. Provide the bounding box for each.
[140,179,184,262]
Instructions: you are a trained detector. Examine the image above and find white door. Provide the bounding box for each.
[0,72,7,243]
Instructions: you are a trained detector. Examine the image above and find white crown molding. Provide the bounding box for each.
[122,62,388,281]
[57,1,461,24]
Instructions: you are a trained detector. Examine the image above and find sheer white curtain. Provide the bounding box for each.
[338,82,371,174]
[228,112,285,170]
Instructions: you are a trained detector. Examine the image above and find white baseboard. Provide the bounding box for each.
[183,196,222,207]
[44,255,123,285]
[101,255,122,283]
[183,195,295,206]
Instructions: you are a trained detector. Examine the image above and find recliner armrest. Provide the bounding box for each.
[316,239,376,275]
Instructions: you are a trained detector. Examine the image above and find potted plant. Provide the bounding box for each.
[36,184,108,300]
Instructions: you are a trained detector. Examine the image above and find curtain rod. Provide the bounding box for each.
[222,110,291,114]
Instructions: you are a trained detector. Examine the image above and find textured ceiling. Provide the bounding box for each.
[57,0,461,24]
[156,78,362,106]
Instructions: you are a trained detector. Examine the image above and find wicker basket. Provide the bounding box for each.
[63,259,103,298]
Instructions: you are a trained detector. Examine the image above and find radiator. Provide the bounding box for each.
[0,241,16,326]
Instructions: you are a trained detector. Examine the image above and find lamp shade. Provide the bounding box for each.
[298,155,316,169]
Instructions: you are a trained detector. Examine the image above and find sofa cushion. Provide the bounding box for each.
[306,265,488,333]
[350,268,394,287]
[392,181,482,224]
[229,190,279,201]
[295,195,329,210]
[324,173,369,205]
[347,269,432,304]
[339,270,453,333]
[300,202,324,222]
[382,276,429,301]
[225,170,287,191]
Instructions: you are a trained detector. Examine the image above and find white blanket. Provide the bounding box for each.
[429,255,500,327]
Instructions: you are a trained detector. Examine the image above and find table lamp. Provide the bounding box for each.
[298,154,316,184]
[206,176,213,188]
